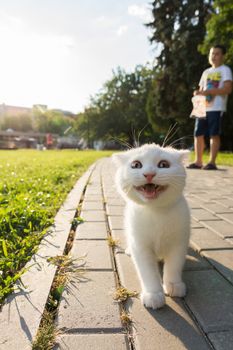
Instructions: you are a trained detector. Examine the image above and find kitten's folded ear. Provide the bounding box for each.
[112,152,126,165]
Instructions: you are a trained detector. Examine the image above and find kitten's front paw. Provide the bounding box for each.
[141,291,165,309]
[163,281,186,297]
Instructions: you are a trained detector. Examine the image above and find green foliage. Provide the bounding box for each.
[0,149,111,304]
[1,114,33,131]
[199,0,233,62]
[33,109,75,136]
[146,0,213,139]
[75,65,160,145]
[71,216,84,230]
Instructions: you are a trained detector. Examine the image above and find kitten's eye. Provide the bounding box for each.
[158,160,170,168]
[131,160,142,169]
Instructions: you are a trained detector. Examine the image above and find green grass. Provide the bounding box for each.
[189,151,233,166]
[32,310,58,350]
[0,149,112,305]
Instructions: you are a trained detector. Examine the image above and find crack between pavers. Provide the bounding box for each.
[83,268,114,272]
[76,238,108,241]
[192,218,222,222]
[199,247,233,251]
[207,329,233,334]
[60,327,125,334]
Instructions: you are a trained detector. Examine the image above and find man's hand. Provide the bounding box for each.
[194,90,207,96]
[193,81,232,97]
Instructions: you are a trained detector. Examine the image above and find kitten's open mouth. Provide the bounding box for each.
[134,183,167,199]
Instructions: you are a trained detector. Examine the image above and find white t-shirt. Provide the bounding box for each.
[199,64,233,112]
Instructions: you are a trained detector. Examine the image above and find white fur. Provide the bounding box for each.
[112,143,190,309]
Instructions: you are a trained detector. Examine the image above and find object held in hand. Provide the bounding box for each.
[190,95,206,118]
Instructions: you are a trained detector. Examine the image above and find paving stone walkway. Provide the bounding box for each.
[55,158,233,350]
[1,157,233,350]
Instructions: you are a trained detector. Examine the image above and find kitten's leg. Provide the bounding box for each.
[124,229,132,256]
[125,247,131,256]
[131,247,165,309]
[163,247,187,297]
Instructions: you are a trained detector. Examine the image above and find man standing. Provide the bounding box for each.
[187,45,232,170]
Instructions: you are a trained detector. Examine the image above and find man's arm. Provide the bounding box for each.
[194,80,232,96]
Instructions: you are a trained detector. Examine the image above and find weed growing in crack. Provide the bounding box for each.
[70,216,84,231]
[120,310,132,327]
[107,236,120,248]
[32,310,61,350]
[113,286,138,302]
[47,254,86,306]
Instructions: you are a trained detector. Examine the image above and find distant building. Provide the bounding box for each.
[0,104,31,117]
[0,103,75,118]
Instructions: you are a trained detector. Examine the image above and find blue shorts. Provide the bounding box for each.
[194,111,223,137]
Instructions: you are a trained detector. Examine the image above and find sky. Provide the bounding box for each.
[0,0,155,113]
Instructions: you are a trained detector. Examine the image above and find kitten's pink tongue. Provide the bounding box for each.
[135,183,167,199]
[141,184,157,199]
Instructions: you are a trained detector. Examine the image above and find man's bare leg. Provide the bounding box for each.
[209,135,220,165]
[194,135,205,166]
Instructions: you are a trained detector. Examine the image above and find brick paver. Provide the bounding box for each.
[54,334,130,350]
[57,271,123,331]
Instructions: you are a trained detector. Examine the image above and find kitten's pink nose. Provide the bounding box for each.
[143,173,156,182]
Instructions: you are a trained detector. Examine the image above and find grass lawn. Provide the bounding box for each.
[0,149,112,305]
[189,151,233,167]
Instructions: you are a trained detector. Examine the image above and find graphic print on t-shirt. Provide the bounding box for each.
[206,71,221,106]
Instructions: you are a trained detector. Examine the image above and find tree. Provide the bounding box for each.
[1,114,32,131]
[33,109,75,136]
[146,0,213,143]
[199,0,233,149]
[75,65,159,146]
[199,0,233,62]
[74,108,100,147]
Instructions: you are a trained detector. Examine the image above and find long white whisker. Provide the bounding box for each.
[162,123,178,147]
[111,136,133,150]
[130,125,137,148]
[137,123,149,147]
[163,127,180,148]
[168,135,193,148]
[162,124,175,147]
[158,174,186,178]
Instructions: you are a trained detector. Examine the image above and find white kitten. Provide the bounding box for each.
[112,143,190,309]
